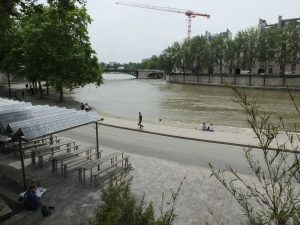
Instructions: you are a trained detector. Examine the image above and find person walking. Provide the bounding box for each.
[137,112,144,128]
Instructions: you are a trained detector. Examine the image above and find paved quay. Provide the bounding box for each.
[100,116,298,151]
[1,123,254,225]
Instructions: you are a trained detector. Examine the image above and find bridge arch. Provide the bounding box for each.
[103,69,165,79]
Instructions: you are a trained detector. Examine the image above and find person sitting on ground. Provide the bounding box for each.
[202,123,207,131]
[85,103,90,112]
[23,184,42,211]
[80,103,85,110]
[208,123,214,132]
[23,184,54,217]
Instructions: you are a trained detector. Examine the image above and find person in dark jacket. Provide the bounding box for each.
[23,184,55,217]
[137,112,144,128]
[23,185,42,211]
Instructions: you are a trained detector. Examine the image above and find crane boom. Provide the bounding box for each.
[116,1,210,39]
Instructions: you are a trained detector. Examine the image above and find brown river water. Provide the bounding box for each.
[72,73,300,129]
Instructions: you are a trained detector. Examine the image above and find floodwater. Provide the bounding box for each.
[72,73,300,129]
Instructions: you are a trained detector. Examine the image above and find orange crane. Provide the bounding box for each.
[116,1,210,39]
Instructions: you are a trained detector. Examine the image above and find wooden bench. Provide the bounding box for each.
[49,146,98,175]
[22,136,61,151]
[61,149,104,177]
[37,144,80,168]
[77,152,124,186]
[91,156,129,187]
[0,164,37,193]
[30,140,78,168]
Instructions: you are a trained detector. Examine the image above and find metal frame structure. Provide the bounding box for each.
[116,1,210,39]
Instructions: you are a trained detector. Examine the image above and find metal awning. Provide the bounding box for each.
[0,98,100,141]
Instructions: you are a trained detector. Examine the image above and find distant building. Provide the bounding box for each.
[109,62,117,66]
[258,15,300,31]
[142,58,150,63]
[205,29,232,41]
[257,16,300,75]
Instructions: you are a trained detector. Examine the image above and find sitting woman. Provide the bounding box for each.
[23,185,42,211]
[23,184,54,217]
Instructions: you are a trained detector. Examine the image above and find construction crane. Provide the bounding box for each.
[116,1,210,39]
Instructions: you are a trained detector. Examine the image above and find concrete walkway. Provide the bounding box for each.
[100,116,298,151]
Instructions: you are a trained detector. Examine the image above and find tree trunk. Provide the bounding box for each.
[59,85,64,102]
[46,79,49,96]
[34,81,38,94]
[219,61,223,75]
[38,81,44,98]
[7,73,11,99]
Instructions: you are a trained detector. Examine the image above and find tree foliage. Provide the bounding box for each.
[209,88,300,224]
[0,0,102,101]
[141,25,300,76]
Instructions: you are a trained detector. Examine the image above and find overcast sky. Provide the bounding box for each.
[85,0,300,64]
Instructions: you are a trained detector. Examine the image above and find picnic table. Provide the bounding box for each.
[31,140,78,168]
[77,152,124,186]
[49,145,98,176]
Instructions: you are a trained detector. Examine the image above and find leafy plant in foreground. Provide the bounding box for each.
[209,88,300,225]
[79,161,184,225]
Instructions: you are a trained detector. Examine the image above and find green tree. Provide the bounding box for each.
[236,28,258,73]
[140,56,160,70]
[20,0,102,102]
[224,39,237,74]
[277,25,300,75]
[159,42,183,73]
[189,36,210,74]
[257,27,279,74]
[210,36,226,74]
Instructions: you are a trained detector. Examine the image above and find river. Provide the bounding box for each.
[72,73,300,129]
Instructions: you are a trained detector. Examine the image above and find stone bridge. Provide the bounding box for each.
[103,69,165,79]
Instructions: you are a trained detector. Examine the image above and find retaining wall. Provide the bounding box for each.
[168,74,300,88]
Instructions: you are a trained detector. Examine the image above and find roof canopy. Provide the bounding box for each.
[0,98,100,141]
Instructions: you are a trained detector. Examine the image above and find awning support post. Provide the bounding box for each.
[96,122,99,159]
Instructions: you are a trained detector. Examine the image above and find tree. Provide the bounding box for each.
[224,39,237,74]
[209,88,300,224]
[210,36,226,74]
[277,25,300,75]
[20,0,102,102]
[257,27,279,74]
[160,42,183,73]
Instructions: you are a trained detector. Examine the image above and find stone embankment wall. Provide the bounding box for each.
[167,73,300,89]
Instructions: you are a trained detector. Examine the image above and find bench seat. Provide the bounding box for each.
[91,157,129,187]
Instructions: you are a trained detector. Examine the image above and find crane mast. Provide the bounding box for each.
[116,1,210,39]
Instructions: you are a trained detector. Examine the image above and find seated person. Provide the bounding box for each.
[23,185,42,211]
[208,124,214,132]
[23,184,54,217]
[202,123,207,131]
